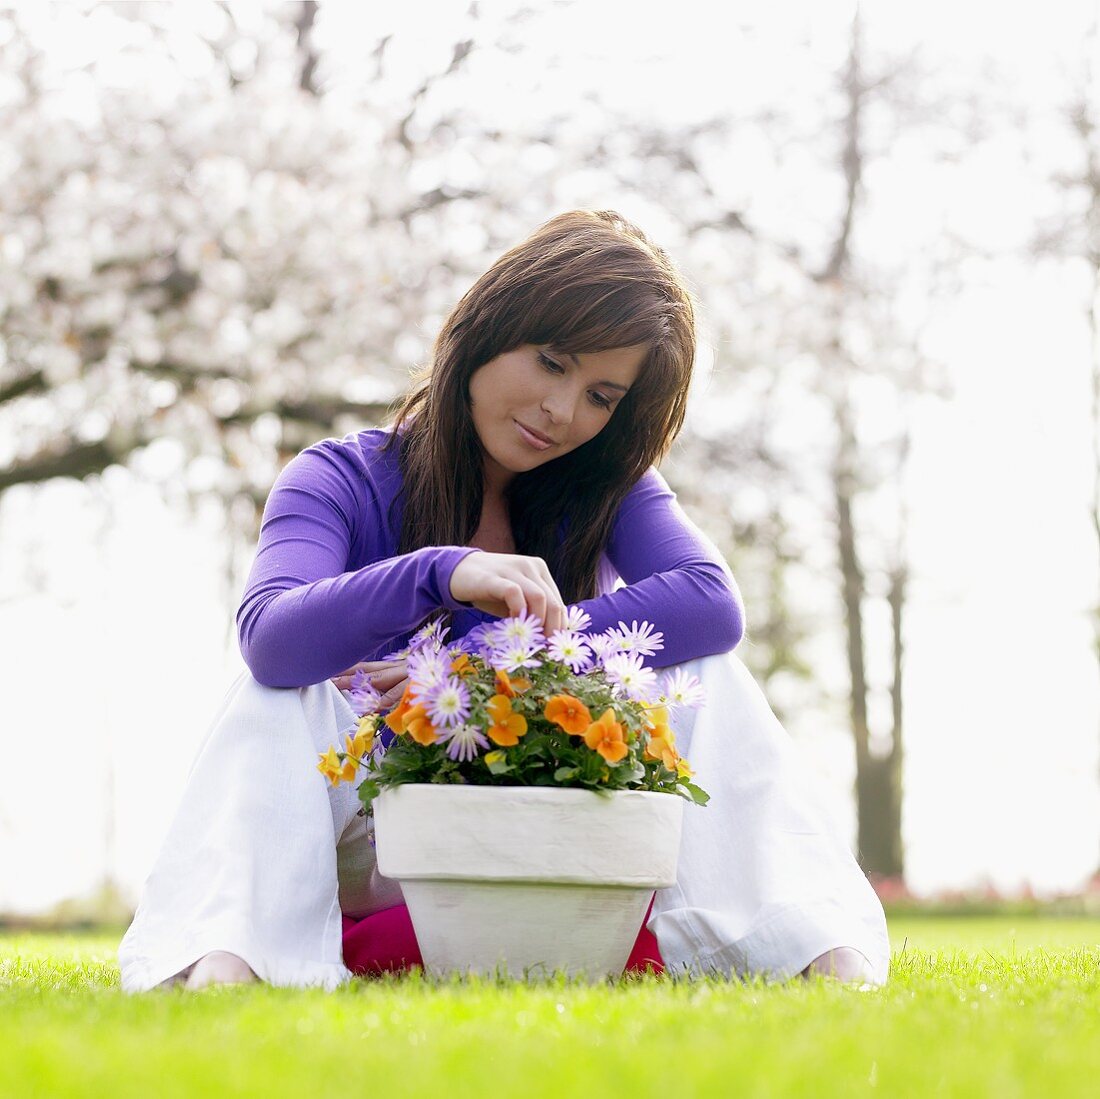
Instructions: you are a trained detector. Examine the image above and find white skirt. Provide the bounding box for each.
[118,648,891,991]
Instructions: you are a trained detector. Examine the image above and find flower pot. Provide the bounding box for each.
[372,783,684,981]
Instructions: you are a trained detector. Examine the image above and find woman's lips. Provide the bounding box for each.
[515,420,554,450]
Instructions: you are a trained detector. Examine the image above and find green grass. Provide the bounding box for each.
[1,917,1098,1098]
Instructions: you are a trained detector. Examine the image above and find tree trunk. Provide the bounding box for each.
[834,395,904,876]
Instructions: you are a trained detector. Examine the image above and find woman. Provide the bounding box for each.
[118,209,890,991]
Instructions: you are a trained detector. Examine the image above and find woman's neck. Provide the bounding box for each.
[471,490,516,554]
[481,488,509,520]
[480,458,514,512]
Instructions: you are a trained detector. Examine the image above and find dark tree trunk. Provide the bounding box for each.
[821,4,906,878]
[294,1,320,97]
[833,395,904,877]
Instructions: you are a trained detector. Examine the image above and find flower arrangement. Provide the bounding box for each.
[317,607,710,834]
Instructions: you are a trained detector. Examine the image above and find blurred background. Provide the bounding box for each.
[2,0,1099,925]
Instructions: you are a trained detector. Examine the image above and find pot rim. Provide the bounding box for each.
[374,782,683,802]
[373,781,684,887]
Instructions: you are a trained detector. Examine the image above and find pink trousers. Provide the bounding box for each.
[341,894,665,977]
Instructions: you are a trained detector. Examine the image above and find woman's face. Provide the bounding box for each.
[468,342,648,492]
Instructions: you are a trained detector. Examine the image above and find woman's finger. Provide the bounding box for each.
[524,582,548,630]
[534,561,566,634]
[510,557,560,634]
[331,659,406,692]
[489,578,526,619]
[332,659,402,679]
[378,676,410,709]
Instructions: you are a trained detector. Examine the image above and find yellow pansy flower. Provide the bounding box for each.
[345,729,372,762]
[317,746,357,787]
[645,734,678,771]
[643,704,671,730]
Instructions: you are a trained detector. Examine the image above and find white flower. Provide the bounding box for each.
[490,641,543,674]
[588,631,627,662]
[461,622,498,658]
[494,610,546,651]
[613,619,665,657]
[406,647,449,699]
[426,676,470,728]
[344,669,382,716]
[660,668,706,710]
[409,619,451,651]
[547,629,594,673]
[563,605,592,633]
[441,723,489,762]
[603,652,659,703]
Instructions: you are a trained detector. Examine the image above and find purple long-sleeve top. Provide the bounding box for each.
[236,426,745,688]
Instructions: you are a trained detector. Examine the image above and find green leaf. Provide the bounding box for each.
[680,781,710,806]
[356,779,381,813]
[553,766,579,781]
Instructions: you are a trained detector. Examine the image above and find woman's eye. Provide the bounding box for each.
[539,352,612,410]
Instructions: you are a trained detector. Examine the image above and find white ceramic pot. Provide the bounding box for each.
[372,783,684,981]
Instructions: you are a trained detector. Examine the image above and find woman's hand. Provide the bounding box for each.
[449,550,567,635]
[330,659,409,710]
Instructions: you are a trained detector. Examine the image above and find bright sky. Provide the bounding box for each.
[2,1,1099,914]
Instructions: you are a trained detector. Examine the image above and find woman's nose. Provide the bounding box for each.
[541,389,576,425]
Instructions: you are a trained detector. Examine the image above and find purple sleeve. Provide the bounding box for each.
[576,466,745,668]
[235,440,482,688]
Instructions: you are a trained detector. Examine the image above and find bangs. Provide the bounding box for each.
[528,290,674,361]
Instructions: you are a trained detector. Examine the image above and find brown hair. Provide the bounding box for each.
[380,208,698,628]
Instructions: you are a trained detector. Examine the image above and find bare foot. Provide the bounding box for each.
[801,946,875,983]
[183,951,258,990]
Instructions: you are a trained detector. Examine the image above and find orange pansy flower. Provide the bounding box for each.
[494,669,532,698]
[451,653,477,677]
[486,693,528,746]
[583,708,628,764]
[544,693,593,736]
[403,703,440,746]
[383,682,418,734]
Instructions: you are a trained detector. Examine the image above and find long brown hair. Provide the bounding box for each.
[380,208,698,627]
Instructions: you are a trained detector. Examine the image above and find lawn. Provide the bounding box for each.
[1,916,1097,1098]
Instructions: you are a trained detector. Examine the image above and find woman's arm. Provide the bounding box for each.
[235,438,480,688]
[575,467,745,668]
